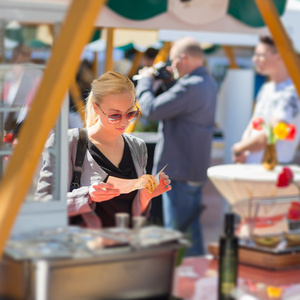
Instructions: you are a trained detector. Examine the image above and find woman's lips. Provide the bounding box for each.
[116,127,126,131]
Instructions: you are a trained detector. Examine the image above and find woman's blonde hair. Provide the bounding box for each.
[85,71,136,127]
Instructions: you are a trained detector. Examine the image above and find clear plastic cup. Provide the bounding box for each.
[115,212,130,228]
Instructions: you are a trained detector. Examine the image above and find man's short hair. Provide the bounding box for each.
[173,37,203,58]
[184,43,203,58]
[259,35,277,52]
[144,47,159,60]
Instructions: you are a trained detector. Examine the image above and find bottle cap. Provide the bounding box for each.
[224,212,235,235]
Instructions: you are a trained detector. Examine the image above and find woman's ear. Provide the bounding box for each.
[92,102,99,113]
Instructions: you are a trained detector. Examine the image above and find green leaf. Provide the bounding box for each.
[175,246,186,267]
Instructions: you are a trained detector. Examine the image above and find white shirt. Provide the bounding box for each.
[246,78,300,164]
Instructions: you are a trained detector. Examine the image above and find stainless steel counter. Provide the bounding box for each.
[0,226,187,300]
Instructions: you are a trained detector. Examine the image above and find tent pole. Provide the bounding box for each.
[128,50,143,78]
[222,46,238,69]
[0,0,106,258]
[70,79,86,125]
[153,41,171,64]
[105,27,114,72]
[92,51,98,76]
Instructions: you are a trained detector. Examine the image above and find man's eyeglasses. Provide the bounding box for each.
[253,52,276,60]
[96,104,140,124]
[253,53,268,59]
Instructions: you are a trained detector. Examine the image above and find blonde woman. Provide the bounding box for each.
[36,71,171,228]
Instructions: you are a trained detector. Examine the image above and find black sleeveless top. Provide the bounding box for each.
[88,136,138,227]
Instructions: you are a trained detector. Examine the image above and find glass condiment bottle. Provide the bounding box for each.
[218,212,239,300]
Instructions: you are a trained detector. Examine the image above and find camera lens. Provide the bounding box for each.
[153,62,172,80]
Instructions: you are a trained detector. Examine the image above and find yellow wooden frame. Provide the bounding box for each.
[128,50,143,78]
[0,0,106,258]
[1,0,299,259]
[105,27,114,72]
[222,46,239,69]
[69,79,86,125]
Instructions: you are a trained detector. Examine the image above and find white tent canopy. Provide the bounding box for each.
[0,0,268,34]
[1,0,299,50]
[159,30,260,47]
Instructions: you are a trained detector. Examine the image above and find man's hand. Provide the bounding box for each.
[232,143,246,163]
[138,66,155,79]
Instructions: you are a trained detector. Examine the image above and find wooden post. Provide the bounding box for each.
[222,46,239,69]
[92,51,98,77]
[128,50,143,78]
[69,79,86,125]
[254,0,300,99]
[153,42,171,64]
[0,0,106,257]
[105,27,114,72]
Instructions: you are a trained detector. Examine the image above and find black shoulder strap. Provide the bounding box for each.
[70,128,88,191]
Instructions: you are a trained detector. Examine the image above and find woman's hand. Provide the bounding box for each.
[139,172,171,212]
[89,182,120,203]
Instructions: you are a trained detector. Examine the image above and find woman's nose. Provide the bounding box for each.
[120,115,129,126]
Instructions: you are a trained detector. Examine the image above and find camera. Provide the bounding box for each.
[152,62,173,80]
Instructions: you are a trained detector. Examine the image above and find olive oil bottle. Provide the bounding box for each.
[218,212,238,300]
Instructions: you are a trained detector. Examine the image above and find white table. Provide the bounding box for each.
[207,164,300,234]
[208,164,300,204]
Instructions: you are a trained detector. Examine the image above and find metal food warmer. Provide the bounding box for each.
[0,226,187,300]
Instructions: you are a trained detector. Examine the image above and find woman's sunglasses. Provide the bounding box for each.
[96,104,140,124]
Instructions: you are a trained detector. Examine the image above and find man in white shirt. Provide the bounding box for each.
[232,36,300,164]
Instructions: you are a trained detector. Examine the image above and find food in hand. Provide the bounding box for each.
[132,174,159,194]
[144,175,158,193]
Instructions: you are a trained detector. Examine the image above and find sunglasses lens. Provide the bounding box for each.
[106,111,140,124]
[108,114,123,123]
[127,111,140,122]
